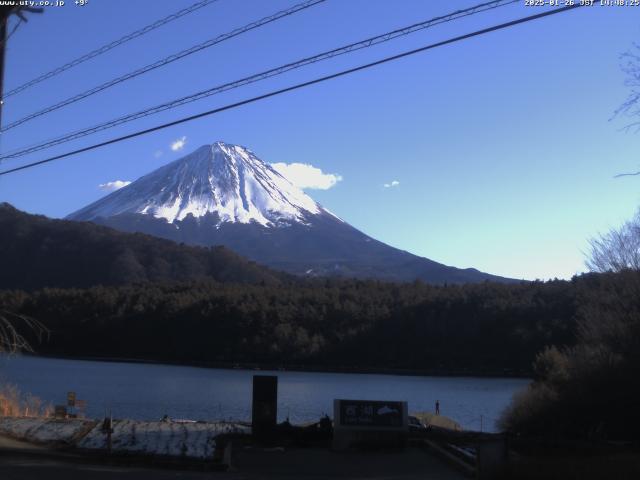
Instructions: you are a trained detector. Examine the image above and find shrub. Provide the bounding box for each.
[0,384,51,417]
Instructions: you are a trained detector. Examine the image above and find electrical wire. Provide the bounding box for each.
[0,4,583,177]
[0,0,326,133]
[2,17,23,48]
[0,0,519,161]
[1,0,221,101]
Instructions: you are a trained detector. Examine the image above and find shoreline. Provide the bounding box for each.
[15,353,532,380]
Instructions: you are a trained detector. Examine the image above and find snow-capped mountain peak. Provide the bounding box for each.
[68,141,326,227]
[66,141,512,284]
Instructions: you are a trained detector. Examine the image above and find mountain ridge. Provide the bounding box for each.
[0,202,287,291]
[67,141,517,284]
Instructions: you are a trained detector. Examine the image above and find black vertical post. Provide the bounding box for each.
[251,375,278,441]
[0,10,9,129]
[0,6,43,128]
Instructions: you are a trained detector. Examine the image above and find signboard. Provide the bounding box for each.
[338,399,405,428]
[67,391,76,407]
[333,399,409,450]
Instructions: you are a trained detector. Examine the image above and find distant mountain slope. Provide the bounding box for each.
[67,141,515,284]
[0,203,285,290]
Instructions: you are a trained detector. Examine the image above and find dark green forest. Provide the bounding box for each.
[500,270,640,439]
[0,202,612,376]
[1,276,581,375]
[0,203,287,290]
[2,203,639,439]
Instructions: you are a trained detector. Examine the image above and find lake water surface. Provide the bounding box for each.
[0,355,529,432]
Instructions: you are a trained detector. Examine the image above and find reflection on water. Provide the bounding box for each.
[0,355,529,432]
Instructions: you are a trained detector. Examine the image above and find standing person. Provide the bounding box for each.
[435,400,440,415]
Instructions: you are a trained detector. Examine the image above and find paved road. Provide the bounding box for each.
[234,447,467,479]
[0,455,216,480]
[0,435,46,450]
[0,448,466,480]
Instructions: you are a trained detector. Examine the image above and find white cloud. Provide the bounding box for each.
[170,136,187,152]
[383,180,400,188]
[271,162,342,190]
[99,180,131,192]
[154,150,163,158]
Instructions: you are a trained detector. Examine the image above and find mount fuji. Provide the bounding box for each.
[67,141,511,284]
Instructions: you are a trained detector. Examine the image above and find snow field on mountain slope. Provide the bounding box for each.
[69,142,323,227]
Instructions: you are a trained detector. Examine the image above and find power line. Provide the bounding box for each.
[0,0,519,161]
[1,0,221,101]
[0,0,326,133]
[2,18,22,47]
[0,4,583,178]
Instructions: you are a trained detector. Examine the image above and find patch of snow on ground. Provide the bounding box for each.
[0,417,249,459]
[0,417,95,444]
[78,420,249,459]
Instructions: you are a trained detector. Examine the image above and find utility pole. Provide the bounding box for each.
[0,7,12,129]
[0,6,43,128]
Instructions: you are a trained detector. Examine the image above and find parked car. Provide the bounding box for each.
[408,415,427,431]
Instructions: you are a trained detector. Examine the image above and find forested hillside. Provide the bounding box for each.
[1,276,581,375]
[500,270,640,439]
[3,201,627,384]
[0,203,286,290]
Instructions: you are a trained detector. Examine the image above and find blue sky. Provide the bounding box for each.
[0,0,639,280]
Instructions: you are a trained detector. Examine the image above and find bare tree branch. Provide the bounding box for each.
[0,311,48,354]
[612,43,640,124]
[614,171,640,178]
[586,210,640,272]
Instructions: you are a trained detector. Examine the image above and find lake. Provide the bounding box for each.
[0,355,529,432]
